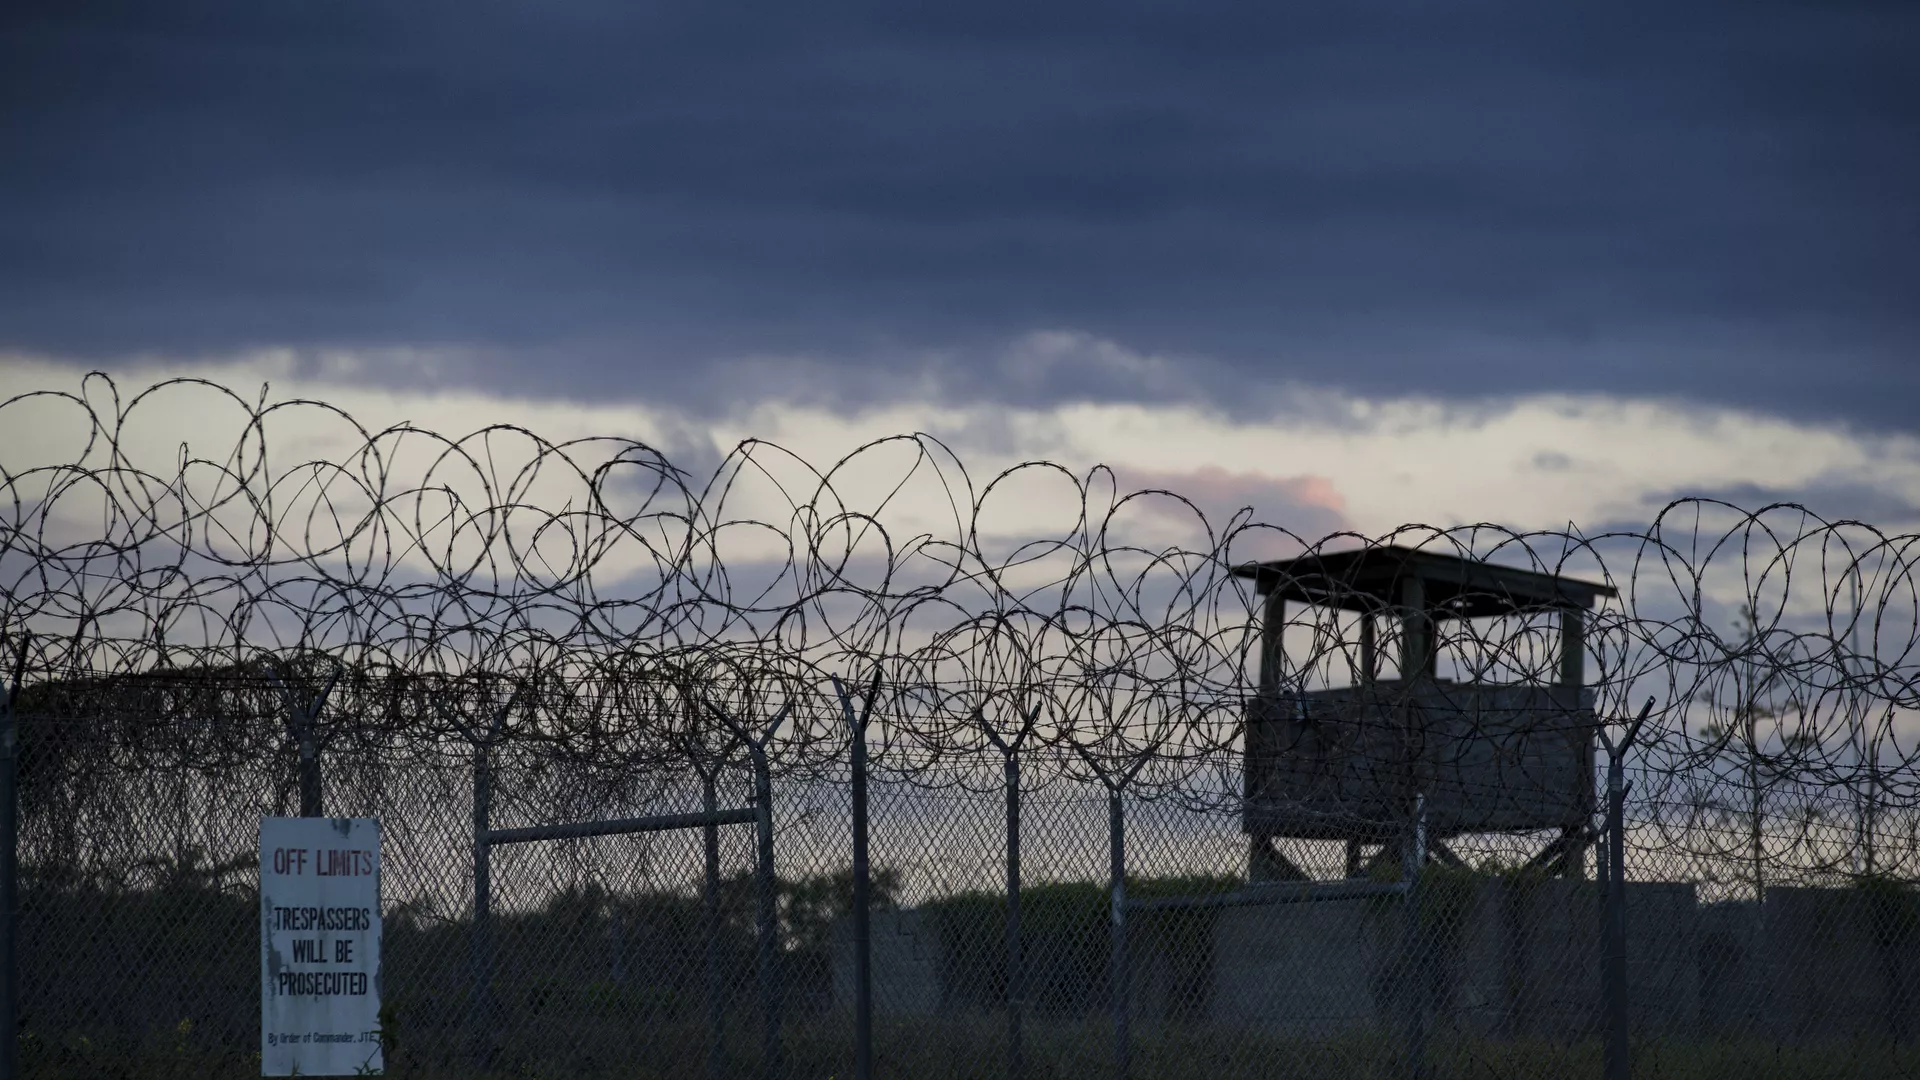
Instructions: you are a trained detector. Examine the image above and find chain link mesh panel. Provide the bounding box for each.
[4,376,1920,1078]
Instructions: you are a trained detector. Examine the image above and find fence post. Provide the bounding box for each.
[711,701,790,1080]
[1598,698,1653,1080]
[268,663,340,818]
[471,728,493,1068]
[298,715,322,817]
[834,673,882,1080]
[749,740,778,1080]
[1,634,28,1080]
[475,718,501,1069]
[439,690,514,1071]
[1109,786,1128,1080]
[1005,745,1024,1079]
[703,769,724,1080]
[851,716,870,1080]
[1604,748,1630,1080]
[1403,793,1429,1080]
[981,709,1037,1080]
[1076,746,1147,1080]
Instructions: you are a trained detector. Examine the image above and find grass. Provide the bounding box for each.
[19,1013,1920,1079]
[20,865,1920,1078]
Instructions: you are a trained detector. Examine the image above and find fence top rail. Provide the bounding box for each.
[485,806,760,846]
[1128,879,1412,913]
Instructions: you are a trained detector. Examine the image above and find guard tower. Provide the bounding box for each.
[1234,546,1616,880]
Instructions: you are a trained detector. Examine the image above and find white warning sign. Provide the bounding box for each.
[259,817,383,1076]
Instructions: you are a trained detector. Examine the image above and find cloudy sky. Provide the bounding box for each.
[5,1,1918,538]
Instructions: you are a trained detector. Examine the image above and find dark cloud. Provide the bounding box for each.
[3,1,1916,424]
[1637,480,1920,532]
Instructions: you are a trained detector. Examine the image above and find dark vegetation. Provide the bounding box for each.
[18,856,1920,1078]
[18,851,901,1077]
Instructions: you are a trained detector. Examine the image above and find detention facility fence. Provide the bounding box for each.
[2,376,1919,1079]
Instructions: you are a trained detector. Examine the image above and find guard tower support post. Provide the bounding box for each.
[1399,574,1432,682]
[1250,588,1312,884]
[1559,605,1590,879]
[1251,587,1277,880]
[1258,589,1284,696]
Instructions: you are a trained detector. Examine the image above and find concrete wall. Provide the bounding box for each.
[1205,880,1697,1041]
[834,881,1914,1046]
[1488,879,1698,1040]
[830,909,941,1016]
[1700,887,1919,1044]
[1209,893,1388,1037]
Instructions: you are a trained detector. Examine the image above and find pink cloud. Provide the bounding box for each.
[1110,465,1351,554]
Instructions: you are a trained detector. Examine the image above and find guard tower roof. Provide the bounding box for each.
[1231,545,1615,619]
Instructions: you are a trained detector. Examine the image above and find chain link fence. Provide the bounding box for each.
[10,710,1919,1080]
[3,376,1918,1078]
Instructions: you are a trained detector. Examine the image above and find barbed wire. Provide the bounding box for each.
[2,373,1918,814]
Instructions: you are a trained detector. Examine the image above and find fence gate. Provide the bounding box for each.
[470,749,776,1080]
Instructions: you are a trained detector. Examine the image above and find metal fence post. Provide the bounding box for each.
[851,724,870,1080]
[703,770,724,1080]
[1403,794,1429,1080]
[1598,698,1653,1080]
[1074,745,1146,1080]
[471,730,493,1067]
[749,740,778,1080]
[982,710,1036,1080]
[297,716,322,818]
[469,699,515,1072]
[1,635,28,1080]
[269,664,340,818]
[439,691,513,1071]
[707,701,789,1080]
[1109,786,1129,1080]
[1604,749,1630,1080]
[834,673,881,1080]
[1004,745,1024,1080]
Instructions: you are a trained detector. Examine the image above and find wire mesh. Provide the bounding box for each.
[3,375,1919,1078]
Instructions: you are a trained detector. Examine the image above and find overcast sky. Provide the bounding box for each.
[4,1,1917,535]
